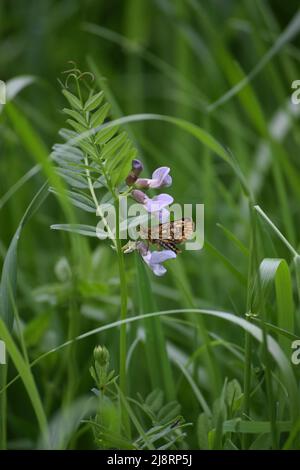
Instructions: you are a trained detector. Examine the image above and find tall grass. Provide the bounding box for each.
[0,0,300,450]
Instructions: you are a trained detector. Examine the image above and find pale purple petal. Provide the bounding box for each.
[141,251,152,268]
[144,193,173,213]
[150,167,172,188]
[151,264,167,276]
[135,178,151,189]
[141,249,176,276]
[137,241,149,256]
[158,208,170,223]
[150,250,176,264]
[141,250,167,276]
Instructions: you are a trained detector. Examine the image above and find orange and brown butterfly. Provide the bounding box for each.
[139,218,195,254]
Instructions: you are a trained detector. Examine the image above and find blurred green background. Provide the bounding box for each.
[1,0,300,450]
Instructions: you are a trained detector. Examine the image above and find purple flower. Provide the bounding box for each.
[126,159,144,186]
[158,208,170,223]
[143,194,173,213]
[131,189,147,204]
[136,167,172,189]
[136,241,149,256]
[132,191,173,213]
[137,243,176,276]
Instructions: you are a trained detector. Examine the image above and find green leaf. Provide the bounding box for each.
[51,144,84,164]
[77,140,99,161]
[91,102,111,130]
[94,125,119,145]
[197,413,212,450]
[250,434,271,450]
[0,316,48,437]
[50,224,100,238]
[56,168,88,188]
[223,419,291,434]
[84,90,104,112]
[224,438,238,450]
[145,389,164,414]
[62,89,83,111]
[111,148,136,187]
[101,131,127,160]
[0,184,48,330]
[106,139,131,172]
[157,401,181,424]
[63,108,87,127]
[49,188,96,213]
[92,104,111,139]
[225,379,243,413]
[67,118,88,134]
[258,258,295,355]
[37,396,98,449]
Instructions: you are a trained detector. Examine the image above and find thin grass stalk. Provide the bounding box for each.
[260,302,278,449]
[253,231,278,449]
[293,255,300,309]
[115,196,130,436]
[64,295,80,406]
[0,365,7,449]
[136,255,175,402]
[242,200,257,449]
[244,205,278,449]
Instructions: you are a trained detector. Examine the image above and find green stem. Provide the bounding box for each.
[78,82,129,435]
[294,255,300,309]
[244,202,278,449]
[260,311,278,448]
[242,200,257,449]
[115,196,130,436]
[0,364,7,449]
[253,214,278,449]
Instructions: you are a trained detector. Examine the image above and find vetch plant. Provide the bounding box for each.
[50,66,139,430]
[2,3,300,451]
[50,67,193,434]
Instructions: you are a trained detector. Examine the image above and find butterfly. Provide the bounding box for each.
[139,218,194,254]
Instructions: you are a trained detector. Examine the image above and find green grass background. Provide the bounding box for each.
[0,0,300,450]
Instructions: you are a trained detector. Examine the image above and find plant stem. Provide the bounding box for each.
[254,205,298,257]
[115,196,130,436]
[253,210,278,449]
[0,364,7,449]
[84,155,116,245]
[242,200,257,449]
[79,91,130,434]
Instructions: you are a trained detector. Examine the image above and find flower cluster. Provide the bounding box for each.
[125,160,176,277]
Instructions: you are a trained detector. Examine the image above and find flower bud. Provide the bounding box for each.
[132,189,147,204]
[125,173,137,185]
[125,159,144,186]
[134,178,150,189]
[132,159,143,176]
[93,345,109,367]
